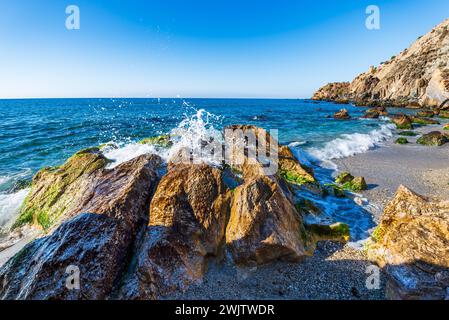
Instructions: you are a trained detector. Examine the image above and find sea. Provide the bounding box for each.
[0,98,412,243]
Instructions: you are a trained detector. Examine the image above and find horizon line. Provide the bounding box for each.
[0,96,312,101]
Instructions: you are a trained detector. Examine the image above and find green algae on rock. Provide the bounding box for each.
[138,135,173,148]
[306,222,350,243]
[334,172,367,192]
[398,131,418,136]
[335,172,354,185]
[395,137,409,145]
[411,117,440,125]
[417,131,449,146]
[13,148,109,230]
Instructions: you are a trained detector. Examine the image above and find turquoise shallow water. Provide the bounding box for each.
[0,98,408,240]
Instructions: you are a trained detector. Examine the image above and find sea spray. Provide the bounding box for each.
[0,189,29,229]
[104,109,224,168]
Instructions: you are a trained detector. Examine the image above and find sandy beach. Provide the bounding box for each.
[335,123,449,214]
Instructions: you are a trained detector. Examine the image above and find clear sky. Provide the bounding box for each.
[1,0,448,99]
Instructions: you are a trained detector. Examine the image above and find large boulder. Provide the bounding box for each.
[119,164,230,299]
[417,131,449,146]
[13,148,109,231]
[226,173,309,265]
[0,154,162,300]
[367,185,449,300]
[223,126,312,265]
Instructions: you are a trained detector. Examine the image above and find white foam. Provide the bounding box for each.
[0,189,29,228]
[103,143,158,169]
[308,124,395,161]
[103,109,224,168]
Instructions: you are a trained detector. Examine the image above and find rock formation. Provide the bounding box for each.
[417,131,449,146]
[313,18,449,108]
[0,154,162,300]
[333,109,351,120]
[367,185,449,300]
[1,126,353,300]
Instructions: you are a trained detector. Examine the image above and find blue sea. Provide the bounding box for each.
[0,98,407,241]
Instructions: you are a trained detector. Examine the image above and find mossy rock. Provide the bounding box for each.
[398,131,418,137]
[392,114,413,130]
[280,169,315,186]
[395,137,409,145]
[324,183,346,198]
[138,135,172,148]
[438,111,449,119]
[306,222,350,243]
[278,146,316,186]
[335,172,354,184]
[342,176,368,192]
[444,124,449,131]
[417,131,449,146]
[416,110,434,118]
[412,117,440,126]
[13,148,108,231]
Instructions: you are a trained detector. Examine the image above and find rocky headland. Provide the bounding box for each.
[313,18,449,109]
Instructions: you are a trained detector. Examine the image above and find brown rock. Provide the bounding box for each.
[367,185,449,300]
[312,18,449,108]
[226,173,309,265]
[391,114,413,130]
[119,164,230,299]
[333,109,351,120]
[0,154,162,300]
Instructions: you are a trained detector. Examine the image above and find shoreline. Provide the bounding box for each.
[334,122,449,214]
[167,121,449,300]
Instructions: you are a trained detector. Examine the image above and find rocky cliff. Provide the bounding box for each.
[313,18,449,109]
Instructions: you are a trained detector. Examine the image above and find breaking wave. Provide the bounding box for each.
[308,124,395,162]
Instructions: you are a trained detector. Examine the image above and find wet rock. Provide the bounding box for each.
[335,172,354,185]
[333,109,351,120]
[367,185,449,300]
[411,117,440,125]
[278,146,316,186]
[364,106,388,119]
[119,164,230,299]
[12,148,109,231]
[417,131,449,146]
[138,135,173,148]
[391,114,413,130]
[226,174,309,265]
[335,173,367,192]
[438,111,449,119]
[417,110,435,118]
[398,131,418,137]
[0,155,162,300]
[395,137,409,145]
[350,177,368,191]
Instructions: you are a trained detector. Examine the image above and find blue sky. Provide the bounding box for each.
[0,0,448,99]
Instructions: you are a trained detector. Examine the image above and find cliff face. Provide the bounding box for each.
[313,18,449,108]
